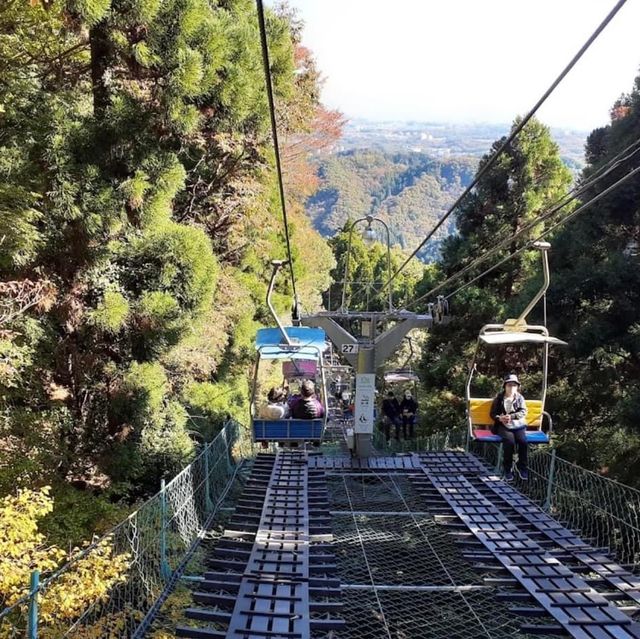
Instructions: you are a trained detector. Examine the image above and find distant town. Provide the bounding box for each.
[337,118,588,170]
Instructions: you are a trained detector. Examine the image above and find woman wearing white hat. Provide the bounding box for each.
[489,374,529,482]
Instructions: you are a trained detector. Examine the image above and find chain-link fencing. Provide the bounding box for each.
[0,419,254,639]
[372,425,468,454]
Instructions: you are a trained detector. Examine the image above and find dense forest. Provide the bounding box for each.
[306,150,477,260]
[323,80,640,487]
[0,0,338,549]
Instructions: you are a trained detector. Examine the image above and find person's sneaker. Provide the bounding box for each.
[516,467,529,481]
[504,470,514,482]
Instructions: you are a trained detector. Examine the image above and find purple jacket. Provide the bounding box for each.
[289,395,325,419]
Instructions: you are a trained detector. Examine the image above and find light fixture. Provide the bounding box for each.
[362,216,377,245]
[362,226,377,245]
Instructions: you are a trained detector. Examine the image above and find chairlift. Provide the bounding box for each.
[466,242,567,445]
[250,261,328,444]
[382,336,420,397]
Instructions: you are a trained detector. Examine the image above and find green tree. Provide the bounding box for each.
[416,117,573,435]
[327,222,423,313]
[545,74,640,484]
[0,0,334,512]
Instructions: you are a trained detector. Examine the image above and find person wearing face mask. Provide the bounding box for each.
[489,374,529,482]
[399,389,418,439]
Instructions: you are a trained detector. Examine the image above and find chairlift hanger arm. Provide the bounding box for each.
[266,260,292,346]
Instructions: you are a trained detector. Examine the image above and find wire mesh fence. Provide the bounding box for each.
[372,424,468,454]
[0,419,253,639]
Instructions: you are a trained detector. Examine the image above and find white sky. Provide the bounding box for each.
[278,0,640,131]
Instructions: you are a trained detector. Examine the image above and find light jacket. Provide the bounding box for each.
[490,391,527,431]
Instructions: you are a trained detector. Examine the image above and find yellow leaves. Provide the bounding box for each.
[40,540,129,624]
[47,382,71,401]
[0,487,62,607]
[0,488,130,634]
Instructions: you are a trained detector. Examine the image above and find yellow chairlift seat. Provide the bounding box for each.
[467,323,567,444]
[465,242,568,446]
[468,397,547,443]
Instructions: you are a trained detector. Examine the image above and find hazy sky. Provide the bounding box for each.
[278,0,640,131]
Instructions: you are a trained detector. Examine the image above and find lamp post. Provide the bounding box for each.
[340,215,394,313]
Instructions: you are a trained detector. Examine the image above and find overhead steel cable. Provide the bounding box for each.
[409,159,640,307]
[372,0,629,301]
[256,0,299,313]
[444,163,640,301]
[404,136,640,307]
[364,135,640,309]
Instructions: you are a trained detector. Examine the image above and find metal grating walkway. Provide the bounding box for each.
[176,452,344,638]
[411,452,640,638]
[173,450,640,639]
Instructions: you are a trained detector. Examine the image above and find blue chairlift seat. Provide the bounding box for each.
[252,326,328,443]
[473,428,550,444]
[253,419,324,442]
[524,430,550,444]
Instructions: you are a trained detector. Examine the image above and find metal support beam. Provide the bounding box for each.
[300,316,359,367]
[373,315,432,368]
[302,311,432,456]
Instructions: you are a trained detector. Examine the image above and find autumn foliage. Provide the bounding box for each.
[0,487,128,637]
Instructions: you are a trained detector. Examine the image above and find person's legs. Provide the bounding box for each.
[383,418,390,442]
[497,425,516,473]
[408,415,415,439]
[401,416,408,439]
[394,417,401,441]
[514,428,528,470]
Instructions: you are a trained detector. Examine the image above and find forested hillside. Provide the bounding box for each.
[306,151,477,260]
[0,0,336,544]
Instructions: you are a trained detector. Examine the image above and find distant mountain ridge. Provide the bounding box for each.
[306,150,478,261]
[305,120,586,261]
[340,119,587,169]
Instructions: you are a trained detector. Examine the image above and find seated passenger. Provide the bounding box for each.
[381,390,401,442]
[400,390,418,439]
[490,374,529,482]
[289,379,325,419]
[260,387,290,419]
